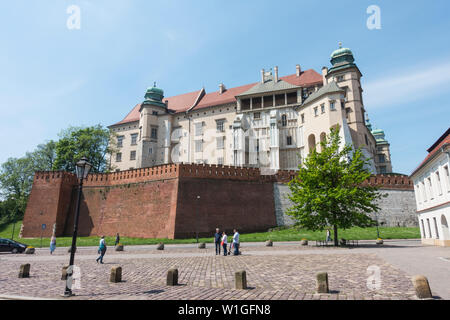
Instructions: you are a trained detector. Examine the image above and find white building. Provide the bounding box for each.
[410,128,450,246]
[108,45,393,174]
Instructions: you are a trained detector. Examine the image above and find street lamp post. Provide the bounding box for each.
[196,195,200,243]
[64,157,92,297]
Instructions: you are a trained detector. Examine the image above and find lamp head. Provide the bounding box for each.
[75,157,92,180]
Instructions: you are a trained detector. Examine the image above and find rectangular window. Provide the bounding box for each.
[149,148,153,155]
[151,128,158,139]
[436,171,443,195]
[287,136,292,146]
[379,166,386,174]
[378,154,385,163]
[422,181,427,201]
[195,140,203,152]
[427,219,432,238]
[330,102,336,111]
[115,153,122,162]
[217,157,224,165]
[252,97,262,109]
[117,136,124,148]
[152,111,158,115]
[301,113,305,123]
[216,119,225,132]
[428,177,433,199]
[281,114,287,126]
[253,112,261,119]
[263,95,273,108]
[217,137,224,149]
[130,151,136,160]
[195,123,203,136]
[421,219,426,238]
[286,92,297,104]
[444,166,450,192]
[275,94,285,106]
[434,217,440,239]
[131,133,138,145]
[314,107,318,116]
[321,104,325,114]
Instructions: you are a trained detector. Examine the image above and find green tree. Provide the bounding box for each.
[0,155,35,221]
[53,125,117,173]
[31,140,57,171]
[287,127,382,246]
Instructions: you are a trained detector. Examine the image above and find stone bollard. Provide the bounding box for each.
[25,247,35,254]
[265,240,273,247]
[19,264,30,278]
[235,270,247,289]
[316,272,329,293]
[61,265,69,280]
[167,268,178,286]
[110,266,122,283]
[115,244,124,251]
[412,275,433,299]
[198,242,206,249]
[156,243,164,250]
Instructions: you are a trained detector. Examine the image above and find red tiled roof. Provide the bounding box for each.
[281,69,323,87]
[193,69,323,111]
[111,90,203,126]
[193,82,257,110]
[410,128,450,177]
[112,69,323,125]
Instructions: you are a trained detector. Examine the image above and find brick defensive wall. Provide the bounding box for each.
[22,164,414,239]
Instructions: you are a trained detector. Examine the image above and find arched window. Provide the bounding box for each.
[308,134,316,153]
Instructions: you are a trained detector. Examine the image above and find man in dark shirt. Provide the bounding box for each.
[214,228,221,255]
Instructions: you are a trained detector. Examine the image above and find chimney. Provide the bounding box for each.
[261,69,265,83]
[321,67,328,86]
[274,66,279,82]
[296,64,301,77]
[219,83,226,94]
[165,100,169,108]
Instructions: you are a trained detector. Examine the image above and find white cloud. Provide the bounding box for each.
[363,59,450,109]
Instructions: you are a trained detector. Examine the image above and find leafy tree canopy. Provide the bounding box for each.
[53,124,116,173]
[287,127,383,246]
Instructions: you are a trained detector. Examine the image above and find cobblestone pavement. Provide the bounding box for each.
[0,242,424,300]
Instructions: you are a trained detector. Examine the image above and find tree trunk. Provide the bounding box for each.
[333,224,338,247]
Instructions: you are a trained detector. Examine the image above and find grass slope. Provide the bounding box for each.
[0,220,420,248]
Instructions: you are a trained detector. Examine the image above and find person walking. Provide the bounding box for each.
[115,233,120,246]
[326,229,331,242]
[221,231,228,256]
[96,236,107,264]
[49,235,56,255]
[214,228,221,255]
[232,229,240,256]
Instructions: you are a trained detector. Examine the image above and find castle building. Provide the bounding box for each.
[108,46,392,173]
[410,128,450,246]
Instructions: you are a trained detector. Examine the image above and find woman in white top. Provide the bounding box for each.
[221,232,228,256]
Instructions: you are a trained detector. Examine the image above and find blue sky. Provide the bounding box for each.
[0,0,449,174]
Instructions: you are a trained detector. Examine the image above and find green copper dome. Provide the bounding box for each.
[328,43,356,73]
[330,47,353,59]
[142,83,166,108]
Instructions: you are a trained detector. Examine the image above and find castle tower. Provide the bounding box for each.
[136,84,168,168]
[326,44,378,171]
[372,128,393,174]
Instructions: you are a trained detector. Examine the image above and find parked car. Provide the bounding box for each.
[0,238,28,253]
